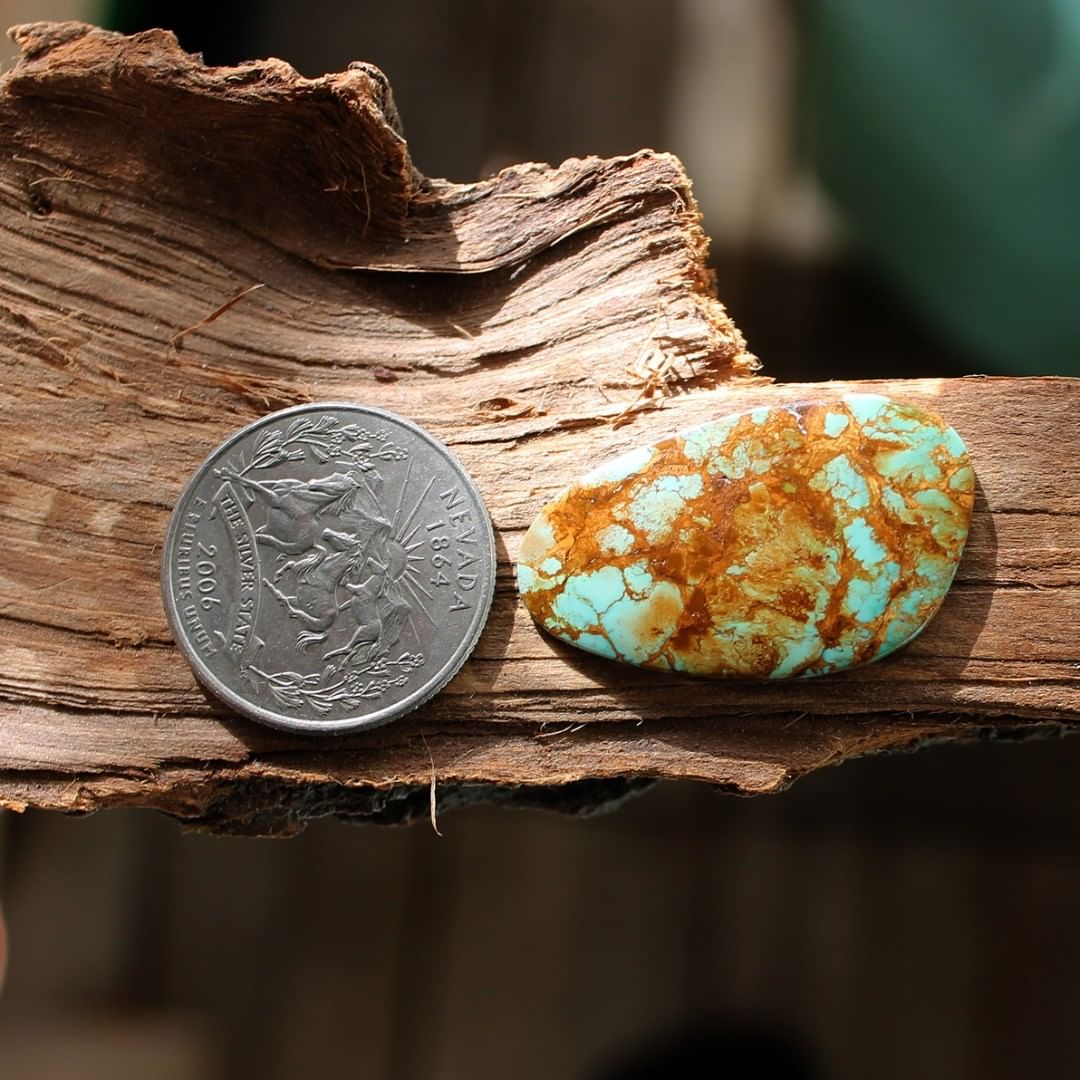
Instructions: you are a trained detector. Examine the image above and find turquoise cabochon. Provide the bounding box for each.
[516,395,974,679]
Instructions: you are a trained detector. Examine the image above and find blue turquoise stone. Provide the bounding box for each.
[516,395,974,678]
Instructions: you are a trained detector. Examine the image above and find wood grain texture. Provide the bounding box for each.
[0,23,1076,833]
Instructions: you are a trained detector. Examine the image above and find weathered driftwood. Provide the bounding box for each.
[0,23,1077,833]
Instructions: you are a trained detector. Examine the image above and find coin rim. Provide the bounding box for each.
[161,402,496,735]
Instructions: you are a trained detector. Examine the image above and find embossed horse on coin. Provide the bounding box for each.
[261,528,379,646]
[215,465,379,557]
[216,462,409,658]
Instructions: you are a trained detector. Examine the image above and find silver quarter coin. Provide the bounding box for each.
[161,403,495,734]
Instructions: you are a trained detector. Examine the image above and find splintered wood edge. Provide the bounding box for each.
[2,710,1063,835]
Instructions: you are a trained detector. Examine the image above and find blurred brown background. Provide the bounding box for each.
[1,2,1078,1077]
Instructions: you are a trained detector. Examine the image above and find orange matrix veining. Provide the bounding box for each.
[516,395,974,679]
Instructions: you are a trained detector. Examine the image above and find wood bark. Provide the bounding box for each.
[0,23,1077,833]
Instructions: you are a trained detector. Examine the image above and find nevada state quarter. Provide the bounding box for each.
[161,404,495,734]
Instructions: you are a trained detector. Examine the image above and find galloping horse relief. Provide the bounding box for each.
[211,417,422,674]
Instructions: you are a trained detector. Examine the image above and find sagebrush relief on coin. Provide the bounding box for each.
[162,404,495,734]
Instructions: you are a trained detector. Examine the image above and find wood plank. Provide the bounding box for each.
[0,23,1076,832]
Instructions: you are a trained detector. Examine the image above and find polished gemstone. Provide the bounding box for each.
[516,395,974,678]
